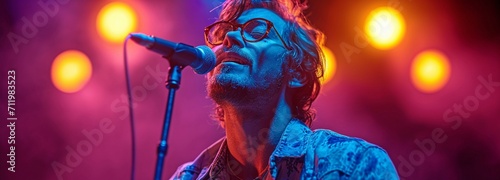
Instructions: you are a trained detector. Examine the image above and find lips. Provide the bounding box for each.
[216,52,251,66]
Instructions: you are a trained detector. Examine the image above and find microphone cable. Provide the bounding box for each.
[123,35,136,180]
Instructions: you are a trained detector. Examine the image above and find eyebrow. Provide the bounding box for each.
[234,17,248,24]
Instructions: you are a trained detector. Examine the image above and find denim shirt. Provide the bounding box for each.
[171,119,399,180]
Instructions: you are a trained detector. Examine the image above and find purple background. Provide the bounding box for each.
[1,0,499,179]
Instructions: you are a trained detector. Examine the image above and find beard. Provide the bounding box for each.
[207,66,286,107]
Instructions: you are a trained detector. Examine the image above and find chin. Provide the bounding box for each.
[207,74,285,107]
[207,74,250,102]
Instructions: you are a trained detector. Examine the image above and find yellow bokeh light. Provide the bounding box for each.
[321,46,337,85]
[364,7,405,50]
[97,2,137,43]
[51,50,92,93]
[411,50,451,93]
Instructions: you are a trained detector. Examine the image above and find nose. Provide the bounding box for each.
[223,29,245,49]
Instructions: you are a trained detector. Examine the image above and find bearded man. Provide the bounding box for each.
[171,0,399,179]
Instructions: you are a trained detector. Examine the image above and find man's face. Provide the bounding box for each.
[207,8,290,104]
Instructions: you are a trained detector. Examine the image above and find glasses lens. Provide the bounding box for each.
[243,19,269,41]
[207,22,233,45]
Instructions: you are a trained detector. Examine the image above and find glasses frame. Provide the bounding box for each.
[204,18,292,50]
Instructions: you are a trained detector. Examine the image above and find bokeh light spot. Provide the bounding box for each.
[411,50,451,93]
[51,50,92,93]
[97,2,137,43]
[364,7,405,50]
[321,46,337,85]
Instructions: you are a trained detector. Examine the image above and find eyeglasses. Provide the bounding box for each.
[204,18,292,50]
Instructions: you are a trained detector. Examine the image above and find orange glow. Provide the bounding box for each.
[321,46,337,85]
[364,7,405,50]
[97,2,137,43]
[411,50,451,93]
[51,50,92,93]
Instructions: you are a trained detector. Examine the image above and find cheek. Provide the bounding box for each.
[256,47,286,70]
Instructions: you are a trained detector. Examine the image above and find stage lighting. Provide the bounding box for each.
[411,50,450,93]
[364,7,405,50]
[51,50,92,93]
[97,2,137,43]
[321,46,337,85]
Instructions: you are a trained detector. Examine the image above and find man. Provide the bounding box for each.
[172,0,399,179]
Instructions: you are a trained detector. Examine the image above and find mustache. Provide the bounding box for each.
[215,47,253,64]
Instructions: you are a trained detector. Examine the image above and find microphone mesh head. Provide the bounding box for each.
[194,45,216,74]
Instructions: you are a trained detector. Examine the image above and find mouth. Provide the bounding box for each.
[216,52,250,66]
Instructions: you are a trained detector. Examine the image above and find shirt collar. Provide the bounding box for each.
[272,118,313,157]
[269,118,313,178]
[206,118,313,179]
[206,139,230,179]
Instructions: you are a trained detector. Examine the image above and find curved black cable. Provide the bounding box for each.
[123,35,136,180]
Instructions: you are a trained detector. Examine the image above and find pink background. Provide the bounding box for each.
[1,0,499,179]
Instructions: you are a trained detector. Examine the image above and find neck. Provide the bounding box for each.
[222,90,292,179]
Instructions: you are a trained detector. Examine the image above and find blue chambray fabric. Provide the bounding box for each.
[171,119,399,180]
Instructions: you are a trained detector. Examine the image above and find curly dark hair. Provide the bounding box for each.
[211,0,325,126]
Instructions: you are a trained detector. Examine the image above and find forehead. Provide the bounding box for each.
[236,8,286,28]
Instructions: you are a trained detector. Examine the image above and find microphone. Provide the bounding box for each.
[130,33,216,74]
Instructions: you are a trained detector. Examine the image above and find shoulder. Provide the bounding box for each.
[311,129,380,153]
[307,129,399,179]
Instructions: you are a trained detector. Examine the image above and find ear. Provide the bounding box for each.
[288,71,307,88]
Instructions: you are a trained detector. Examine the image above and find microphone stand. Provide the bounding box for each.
[154,62,183,180]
